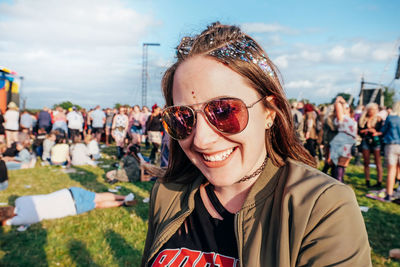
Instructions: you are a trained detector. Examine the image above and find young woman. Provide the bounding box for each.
[142,23,371,266]
[111,106,129,159]
[358,103,383,188]
[328,96,357,182]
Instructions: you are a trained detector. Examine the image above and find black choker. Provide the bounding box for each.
[236,157,268,183]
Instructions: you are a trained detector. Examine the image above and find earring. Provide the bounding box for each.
[266,122,272,128]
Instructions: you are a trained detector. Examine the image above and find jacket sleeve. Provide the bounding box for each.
[141,181,161,267]
[296,184,372,267]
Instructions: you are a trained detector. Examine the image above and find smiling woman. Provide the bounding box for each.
[141,22,372,267]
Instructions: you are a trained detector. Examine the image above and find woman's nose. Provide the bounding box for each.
[192,112,220,148]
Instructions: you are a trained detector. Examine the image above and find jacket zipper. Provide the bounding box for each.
[234,211,242,267]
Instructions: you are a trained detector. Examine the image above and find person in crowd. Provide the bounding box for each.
[50,135,70,166]
[378,106,388,121]
[290,100,304,143]
[106,144,164,183]
[303,103,319,163]
[160,128,170,168]
[380,101,400,201]
[42,132,56,163]
[4,102,20,148]
[0,159,8,191]
[32,128,47,157]
[321,104,338,175]
[3,140,35,170]
[20,110,34,134]
[66,106,84,141]
[145,104,163,164]
[111,106,129,159]
[358,103,383,188]
[128,105,142,145]
[80,108,88,138]
[37,107,52,133]
[328,96,357,182]
[0,187,135,226]
[354,105,364,122]
[141,106,151,147]
[104,108,114,146]
[70,135,96,166]
[85,134,101,160]
[0,109,5,144]
[89,105,105,143]
[142,22,371,266]
[52,106,68,134]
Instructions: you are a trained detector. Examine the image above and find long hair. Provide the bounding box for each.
[359,103,379,128]
[161,22,315,183]
[0,206,14,223]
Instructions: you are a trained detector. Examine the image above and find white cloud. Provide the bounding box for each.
[0,0,161,108]
[328,45,346,61]
[285,80,314,89]
[241,22,295,34]
[274,55,289,69]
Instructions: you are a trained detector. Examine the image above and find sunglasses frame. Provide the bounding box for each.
[162,96,266,140]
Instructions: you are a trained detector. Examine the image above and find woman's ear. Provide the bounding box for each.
[265,96,276,129]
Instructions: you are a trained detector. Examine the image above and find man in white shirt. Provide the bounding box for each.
[66,107,84,141]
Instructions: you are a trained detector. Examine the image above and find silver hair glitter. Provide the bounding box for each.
[209,38,274,77]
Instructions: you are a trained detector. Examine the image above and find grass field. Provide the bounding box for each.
[1,147,400,266]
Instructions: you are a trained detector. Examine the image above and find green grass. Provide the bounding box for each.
[0,149,400,266]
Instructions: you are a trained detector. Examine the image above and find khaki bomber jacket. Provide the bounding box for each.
[141,158,372,266]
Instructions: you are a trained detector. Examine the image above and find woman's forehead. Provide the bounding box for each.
[172,56,258,105]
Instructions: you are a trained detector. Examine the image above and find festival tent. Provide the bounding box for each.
[0,66,21,113]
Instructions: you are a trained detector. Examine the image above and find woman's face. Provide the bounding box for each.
[173,56,271,188]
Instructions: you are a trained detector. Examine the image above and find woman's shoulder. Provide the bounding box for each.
[283,159,353,201]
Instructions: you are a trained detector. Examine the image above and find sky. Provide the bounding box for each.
[0,0,399,109]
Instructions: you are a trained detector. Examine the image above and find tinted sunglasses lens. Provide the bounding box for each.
[162,106,195,139]
[204,98,248,134]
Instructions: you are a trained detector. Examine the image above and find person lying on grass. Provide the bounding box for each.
[0,187,135,226]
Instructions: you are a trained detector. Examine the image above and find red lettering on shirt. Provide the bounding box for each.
[214,254,236,266]
[169,248,201,267]
[152,248,237,267]
[152,248,180,266]
[195,252,215,266]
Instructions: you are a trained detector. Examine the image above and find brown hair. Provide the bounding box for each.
[161,22,315,183]
[0,206,15,224]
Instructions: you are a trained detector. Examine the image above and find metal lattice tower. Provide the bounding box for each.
[142,43,160,107]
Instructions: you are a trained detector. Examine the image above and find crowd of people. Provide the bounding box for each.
[290,97,400,202]
[0,102,168,191]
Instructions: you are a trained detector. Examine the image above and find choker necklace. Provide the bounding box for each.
[236,157,268,183]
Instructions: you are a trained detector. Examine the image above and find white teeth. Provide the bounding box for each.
[203,148,234,162]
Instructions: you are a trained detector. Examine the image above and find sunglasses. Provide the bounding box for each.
[162,96,265,140]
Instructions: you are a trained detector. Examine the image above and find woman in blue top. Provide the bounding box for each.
[380,101,400,201]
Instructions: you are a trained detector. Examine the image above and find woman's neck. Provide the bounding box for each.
[212,179,257,214]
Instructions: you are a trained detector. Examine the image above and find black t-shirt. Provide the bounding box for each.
[149,184,238,266]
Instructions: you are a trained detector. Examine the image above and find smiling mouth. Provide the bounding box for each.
[202,147,235,162]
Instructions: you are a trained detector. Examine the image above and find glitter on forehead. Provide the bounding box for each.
[209,38,274,77]
[191,90,196,99]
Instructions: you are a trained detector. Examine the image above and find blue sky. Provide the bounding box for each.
[0,0,399,108]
